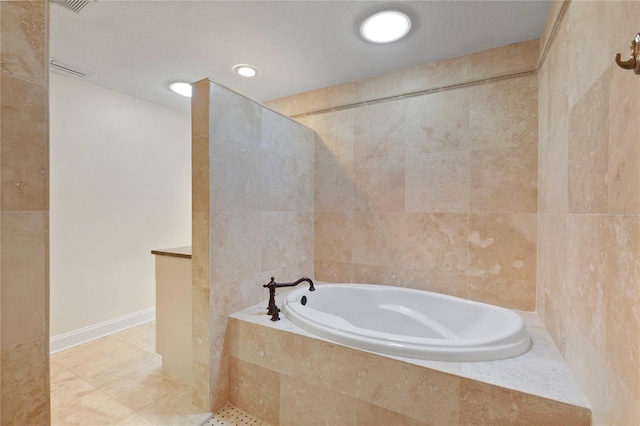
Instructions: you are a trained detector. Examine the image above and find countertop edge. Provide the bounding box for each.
[151,246,192,259]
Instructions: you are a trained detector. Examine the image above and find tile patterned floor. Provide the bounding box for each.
[50,321,211,425]
[207,406,270,426]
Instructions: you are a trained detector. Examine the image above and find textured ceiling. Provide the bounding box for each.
[51,1,551,114]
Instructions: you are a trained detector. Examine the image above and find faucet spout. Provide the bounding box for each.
[263,276,315,321]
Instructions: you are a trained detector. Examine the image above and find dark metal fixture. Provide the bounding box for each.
[263,277,315,321]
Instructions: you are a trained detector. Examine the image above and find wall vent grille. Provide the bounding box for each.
[52,0,92,14]
[49,59,93,79]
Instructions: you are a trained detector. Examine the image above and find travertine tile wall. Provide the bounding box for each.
[227,317,591,425]
[537,1,640,424]
[191,79,315,410]
[268,40,539,311]
[0,1,50,424]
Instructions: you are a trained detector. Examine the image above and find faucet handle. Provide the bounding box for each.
[263,277,276,288]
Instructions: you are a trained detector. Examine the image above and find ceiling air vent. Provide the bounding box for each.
[52,0,92,14]
[49,58,93,79]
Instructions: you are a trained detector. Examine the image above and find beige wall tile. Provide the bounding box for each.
[210,138,262,212]
[544,292,566,356]
[314,212,352,263]
[565,215,607,354]
[280,375,356,426]
[306,110,353,163]
[353,150,405,212]
[352,212,405,268]
[566,0,617,108]
[543,117,569,214]
[229,357,279,425]
[211,355,229,413]
[227,319,283,373]
[314,260,352,283]
[604,216,640,398]
[469,145,538,214]
[468,39,539,81]
[196,80,316,410]
[406,150,469,213]
[352,263,404,286]
[279,333,364,399]
[191,361,210,410]
[546,21,569,132]
[353,101,406,150]
[564,323,608,425]
[537,214,567,306]
[355,401,428,426]
[468,213,537,281]
[607,64,640,216]
[191,81,210,214]
[353,102,405,212]
[467,276,535,311]
[210,211,262,283]
[568,70,610,214]
[405,213,468,273]
[262,211,302,272]
[0,1,47,85]
[404,269,468,299]
[469,75,538,150]
[404,90,469,154]
[191,285,209,364]
[357,359,461,423]
[604,367,640,426]
[458,378,590,425]
[315,143,353,212]
[0,211,47,346]
[1,336,50,425]
[0,74,48,211]
[210,85,261,144]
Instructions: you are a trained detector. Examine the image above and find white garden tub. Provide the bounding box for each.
[282,283,531,362]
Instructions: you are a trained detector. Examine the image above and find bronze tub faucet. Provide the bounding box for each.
[263,277,315,321]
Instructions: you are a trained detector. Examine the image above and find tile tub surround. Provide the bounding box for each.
[1,1,51,424]
[537,1,640,424]
[267,40,539,312]
[191,79,315,411]
[228,299,590,425]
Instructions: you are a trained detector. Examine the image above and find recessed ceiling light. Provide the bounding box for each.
[233,64,259,78]
[168,81,192,97]
[360,10,411,44]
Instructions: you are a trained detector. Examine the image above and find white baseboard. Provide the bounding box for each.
[50,307,156,354]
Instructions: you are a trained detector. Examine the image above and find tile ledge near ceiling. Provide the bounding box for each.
[230,289,590,412]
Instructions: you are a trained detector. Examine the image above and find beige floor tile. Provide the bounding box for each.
[111,321,157,354]
[101,364,186,412]
[51,322,209,425]
[51,335,136,371]
[51,388,135,426]
[70,343,162,389]
[50,360,98,410]
[138,385,211,426]
[118,413,157,425]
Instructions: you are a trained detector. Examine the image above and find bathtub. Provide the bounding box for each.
[282,283,531,362]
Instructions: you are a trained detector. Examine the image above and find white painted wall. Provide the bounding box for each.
[50,72,191,337]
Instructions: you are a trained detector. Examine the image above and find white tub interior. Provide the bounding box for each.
[283,283,531,362]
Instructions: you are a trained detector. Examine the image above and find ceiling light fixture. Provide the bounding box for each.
[168,81,192,97]
[233,64,259,78]
[360,10,411,44]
